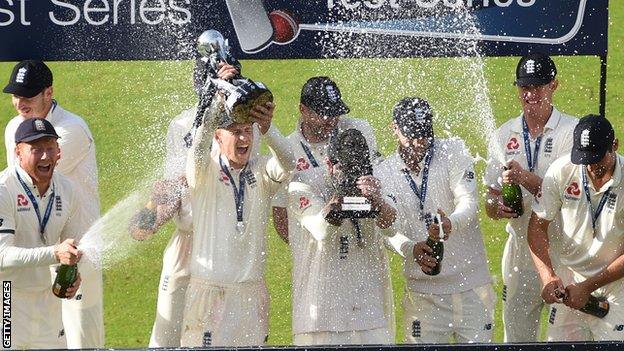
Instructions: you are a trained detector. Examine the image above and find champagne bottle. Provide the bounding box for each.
[579,295,609,318]
[52,264,78,298]
[424,214,445,276]
[501,167,523,216]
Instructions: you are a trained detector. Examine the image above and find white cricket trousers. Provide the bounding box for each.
[293,327,393,346]
[180,277,269,347]
[148,229,192,347]
[10,289,65,349]
[60,260,105,348]
[402,284,496,344]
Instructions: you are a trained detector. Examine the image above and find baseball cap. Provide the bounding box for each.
[15,118,60,144]
[571,114,614,165]
[392,97,434,140]
[300,77,350,117]
[514,53,557,87]
[3,60,53,98]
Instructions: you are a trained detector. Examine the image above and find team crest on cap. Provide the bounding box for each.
[34,119,46,131]
[524,60,536,74]
[564,181,581,200]
[325,85,339,102]
[413,108,427,123]
[16,67,27,83]
[580,129,591,148]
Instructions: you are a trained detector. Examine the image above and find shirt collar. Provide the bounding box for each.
[511,106,561,134]
[45,100,59,124]
[14,165,56,198]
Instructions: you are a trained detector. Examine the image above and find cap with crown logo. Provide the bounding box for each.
[571,114,614,165]
[3,60,53,98]
[515,53,557,87]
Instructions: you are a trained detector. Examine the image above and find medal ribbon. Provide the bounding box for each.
[521,117,543,173]
[581,168,612,231]
[219,157,247,225]
[16,170,55,244]
[300,141,320,168]
[402,145,435,214]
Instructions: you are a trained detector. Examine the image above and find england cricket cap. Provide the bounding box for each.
[15,118,60,144]
[571,114,614,165]
[300,77,350,118]
[392,97,434,140]
[3,60,53,98]
[515,53,557,87]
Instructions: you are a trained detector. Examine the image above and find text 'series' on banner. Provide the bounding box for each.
[0,0,609,61]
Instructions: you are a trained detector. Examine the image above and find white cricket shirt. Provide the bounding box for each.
[272,116,380,208]
[533,154,624,288]
[5,101,100,224]
[287,166,391,334]
[0,166,88,292]
[379,138,491,295]
[186,115,294,283]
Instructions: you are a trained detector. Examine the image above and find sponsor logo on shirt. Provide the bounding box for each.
[218,170,231,186]
[55,195,62,214]
[463,170,475,182]
[296,157,310,171]
[505,136,521,155]
[412,320,421,338]
[564,181,582,201]
[299,196,311,210]
[339,235,349,259]
[16,194,30,211]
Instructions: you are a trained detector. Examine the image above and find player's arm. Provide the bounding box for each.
[271,187,290,243]
[356,175,396,229]
[129,177,185,241]
[527,168,564,304]
[250,103,296,184]
[288,175,332,241]
[565,254,624,310]
[186,92,222,190]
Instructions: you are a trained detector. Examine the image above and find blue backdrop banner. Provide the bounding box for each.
[0,0,608,61]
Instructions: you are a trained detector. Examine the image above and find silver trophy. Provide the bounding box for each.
[197,30,273,124]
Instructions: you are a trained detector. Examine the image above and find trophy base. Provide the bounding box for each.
[325,197,379,220]
[230,85,274,124]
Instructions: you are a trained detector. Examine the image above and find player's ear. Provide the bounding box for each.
[612,138,619,152]
[550,79,559,91]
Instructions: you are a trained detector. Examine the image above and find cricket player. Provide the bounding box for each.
[129,61,256,347]
[180,83,294,347]
[483,53,578,342]
[380,97,495,343]
[529,115,624,341]
[2,60,103,348]
[287,128,396,345]
[272,76,380,241]
[0,118,85,349]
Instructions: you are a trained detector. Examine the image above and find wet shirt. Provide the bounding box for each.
[483,107,577,242]
[533,154,624,286]
[272,116,380,208]
[186,117,293,284]
[5,101,100,225]
[0,166,87,292]
[379,138,491,295]
[287,166,390,334]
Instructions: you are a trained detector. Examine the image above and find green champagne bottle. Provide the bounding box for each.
[502,182,523,217]
[579,295,609,318]
[424,214,444,276]
[52,264,78,298]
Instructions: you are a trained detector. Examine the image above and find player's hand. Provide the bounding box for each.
[54,239,82,265]
[248,102,275,135]
[322,194,343,226]
[64,272,82,299]
[427,209,451,240]
[495,198,519,219]
[413,241,437,274]
[563,283,591,310]
[216,62,238,80]
[356,175,382,205]
[502,160,526,185]
[541,275,565,304]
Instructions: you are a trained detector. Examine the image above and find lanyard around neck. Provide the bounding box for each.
[16,171,55,244]
[521,117,543,173]
[219,157,247,223]
[581,168,612,232]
